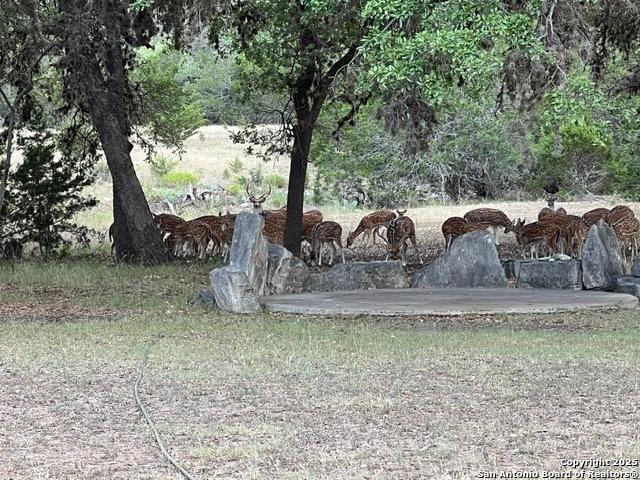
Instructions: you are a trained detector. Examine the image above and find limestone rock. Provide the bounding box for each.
[309,261,408,292]
[210,212,269,312]
[267,243,310,295]
[582,221,625,290]
[516,259,582,290]
[412,231,506,288]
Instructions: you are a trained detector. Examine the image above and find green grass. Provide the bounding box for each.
[2,259,640,479]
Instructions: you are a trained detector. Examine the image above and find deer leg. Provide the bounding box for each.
[410,235,423,264]
[336,240,345,264]
[328,242,336,266]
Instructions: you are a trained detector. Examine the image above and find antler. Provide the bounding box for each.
[245,182,255,201]
[259,183,272,201]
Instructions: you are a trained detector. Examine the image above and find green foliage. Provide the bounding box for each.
[161,171,200,187]
[134,43,206,147]
[149,154,178,179]
[2,131,97,254]
[361,0,541,104]
[266,173,287,189]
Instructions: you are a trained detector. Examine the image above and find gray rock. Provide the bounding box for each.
[411,231,507,288]
[210,212,269,312]
[516,259,582,290]
[210,269,261,313]
[631,257,640,277]
[615,281,640,298]
[267,243,310,294]
[309,261,408,292]
[192,287,217,306]
[581,221,625,290]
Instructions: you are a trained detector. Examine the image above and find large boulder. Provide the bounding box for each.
[581,221,625,290]
[631,256,640,277]
[309,261,408,292]
[210,212,269,312]
[516,259,582,290]
[267,243,310,295]
[614,276,640,299]
[412,231,507,288]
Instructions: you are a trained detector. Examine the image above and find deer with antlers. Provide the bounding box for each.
[346,210,396,247]
[310,221,345,266]
[246,183,272,214]
[382,214,422,266]
[441,216,491,251]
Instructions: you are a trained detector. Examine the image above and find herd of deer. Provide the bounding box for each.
[443,197,640,260]
[108,189,640,266]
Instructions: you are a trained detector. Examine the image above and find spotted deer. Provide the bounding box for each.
[165,220,217,259]
[441,216,490,250]
[383,215,422,266]
[192,214,234,260]
[245,183,272,214]
[310,221,345,266]
[505,218,561,258]
[582,207,609,227]
[346,210,396,247]
[463,208,512,245]
[605,205,639,259]
[154,213,186,239]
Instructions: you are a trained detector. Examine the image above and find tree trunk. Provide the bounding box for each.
[90,105,171,263]
[0,101,16,236]
[283,126,311,256]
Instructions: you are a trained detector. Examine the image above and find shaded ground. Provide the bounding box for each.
[1,260,640,479]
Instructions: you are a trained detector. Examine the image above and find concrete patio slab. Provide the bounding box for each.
[261,288,638,316]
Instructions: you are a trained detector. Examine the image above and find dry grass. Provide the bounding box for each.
[1,261,640,479]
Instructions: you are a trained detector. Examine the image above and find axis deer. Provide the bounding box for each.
[605,206,639,259]
[383,215,422,266]
[165,220,219,259]
[310,221,345,266]
[192,214,233,260]
[582,207,609,227]
[565,216,589,258]
[441,216,490,250]
[505,218,561,258]
[245,183,271,214]
[346,210,396,247]
[463,208,512,245]
[154,213,186,239]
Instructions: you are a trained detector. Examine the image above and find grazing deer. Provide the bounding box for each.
[441,216,490,250]
[564,215,589,258]
[165,220,218,259]
[192,214,233,260]
[245,183,271,214]
[605,206,639,259]
[346,210,396,247]
[383,215,423,266]
[154,213,186,239]
[582,207,609,227]
[310,221,345,266]
[463,208,512,244]
[506,218,561,258]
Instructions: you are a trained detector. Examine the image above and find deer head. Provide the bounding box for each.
[504,218,526,240]
[396,209,407,217]
[245,183,271,214]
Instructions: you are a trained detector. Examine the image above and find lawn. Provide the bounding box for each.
[1,260,640,479]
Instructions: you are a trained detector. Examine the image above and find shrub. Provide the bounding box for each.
[2,130,97,255]
[162,170,200,187]
[266,173,287,189]
[149,154,178,178]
